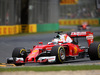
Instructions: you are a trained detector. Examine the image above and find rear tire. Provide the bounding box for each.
[51,46,66,63]
[88,42,100,60]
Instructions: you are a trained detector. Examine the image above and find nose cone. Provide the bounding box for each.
[26,50,39,62]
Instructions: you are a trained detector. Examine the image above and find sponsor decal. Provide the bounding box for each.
[33,50,38,52]
[28,50,39,57]
[86,34,93,40]
[46,47,52,50]
[38,56,56,62]
[16,58,24,61]
[71,32,86,35]
[74,46,77,54]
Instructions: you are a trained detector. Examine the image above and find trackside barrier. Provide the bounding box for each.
[59,19,99,25]
[28,24,37,33]
[21,24,29,33]
[37,23,59,32]
[0,23,59,35]
[29,23,59,33]
[0,25,22,35]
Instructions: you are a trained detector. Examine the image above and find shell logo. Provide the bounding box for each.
[29,50,38,57]
[33,50,38,53]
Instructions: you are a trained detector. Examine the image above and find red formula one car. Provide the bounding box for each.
[7,31,100,66]
[78,22,91,30]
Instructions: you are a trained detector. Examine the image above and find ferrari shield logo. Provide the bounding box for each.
[74,47,77,54]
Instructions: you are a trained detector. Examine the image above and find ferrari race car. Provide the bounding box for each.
[78,22,91,30]
[7,31,100,66]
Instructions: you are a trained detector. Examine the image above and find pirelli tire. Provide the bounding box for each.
[12,47,27,66]
[51,46,66,63]
[88,42,100,60]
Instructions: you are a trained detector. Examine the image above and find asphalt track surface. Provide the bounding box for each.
[0,26,100,66]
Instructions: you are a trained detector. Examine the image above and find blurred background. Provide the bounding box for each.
[0,0,100,35]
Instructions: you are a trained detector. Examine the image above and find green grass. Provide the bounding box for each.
[94,36,100,41]
[0,65,100,72]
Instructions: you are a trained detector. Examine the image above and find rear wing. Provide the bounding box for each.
[69,31,93,46]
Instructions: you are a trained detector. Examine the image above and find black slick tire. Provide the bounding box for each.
[88,42,100,60]
[12,47,27,66]
[51,46,66,63]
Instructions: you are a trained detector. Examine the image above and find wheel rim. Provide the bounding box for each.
[20,49,27,57]
[98,44,100,58]
[59,48,65,60]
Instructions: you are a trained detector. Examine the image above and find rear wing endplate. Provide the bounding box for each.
[69,31,93,46]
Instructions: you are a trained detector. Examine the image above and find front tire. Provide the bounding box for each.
[88,42,100,60]
[51,46,66,63]
[12,47,27,66]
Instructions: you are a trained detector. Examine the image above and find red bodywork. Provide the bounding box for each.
[16,31,93,63]
[82,25,87,29]
[81,25,90,30]
[78,22,90,30]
